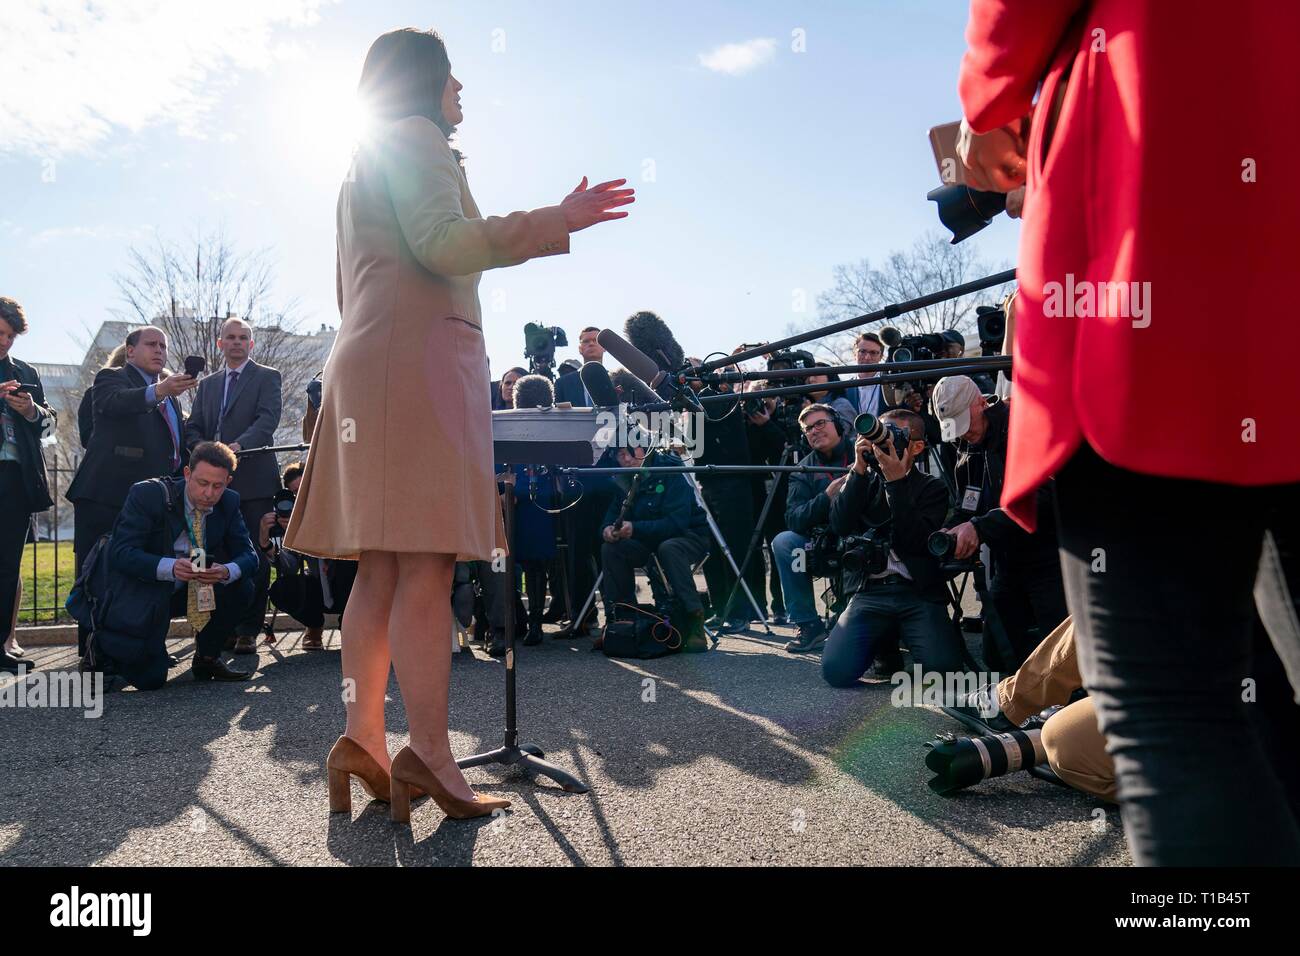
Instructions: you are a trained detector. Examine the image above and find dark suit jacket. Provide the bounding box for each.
[66,364,185,508]
[0,355,55,512]
[553,369,589,406]
[99,477,258,649]
[184,359,283,502]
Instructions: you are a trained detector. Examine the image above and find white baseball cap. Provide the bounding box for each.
[931,375,982,442]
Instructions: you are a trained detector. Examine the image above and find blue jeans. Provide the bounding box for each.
[772,530,817,626]
[821,581,964,687]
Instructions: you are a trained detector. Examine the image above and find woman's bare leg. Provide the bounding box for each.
[388,552,477,802]
[340,550,397,771]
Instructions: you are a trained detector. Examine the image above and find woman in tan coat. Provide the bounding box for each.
[285,28,633,821]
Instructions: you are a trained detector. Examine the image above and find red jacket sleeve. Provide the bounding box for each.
[958,0,1088,132]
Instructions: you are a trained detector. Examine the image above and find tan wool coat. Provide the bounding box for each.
[284,115,569,560]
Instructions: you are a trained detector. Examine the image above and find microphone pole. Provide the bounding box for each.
[696,268,1016,372]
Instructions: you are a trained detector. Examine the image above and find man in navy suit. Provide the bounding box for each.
[67,326,198,655]
[94,441,258,690]
[553,326,604,407]
[840,331,894,419]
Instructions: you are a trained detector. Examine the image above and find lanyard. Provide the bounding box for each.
[182,508,205,549]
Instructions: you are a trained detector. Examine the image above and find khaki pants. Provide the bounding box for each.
[996,617,1117,802]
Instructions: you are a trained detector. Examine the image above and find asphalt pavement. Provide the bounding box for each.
[0,617,1128,867]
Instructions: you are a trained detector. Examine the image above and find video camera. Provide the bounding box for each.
[524,322,568,377]
[879,326,946,364]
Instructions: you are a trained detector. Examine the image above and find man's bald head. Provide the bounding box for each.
[218,317,253,367]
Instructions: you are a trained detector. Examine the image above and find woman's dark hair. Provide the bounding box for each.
[810,361,841,383]
[357,28,460,158]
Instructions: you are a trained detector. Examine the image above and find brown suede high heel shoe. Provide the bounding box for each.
[328,737,431,813]
[389,746,510,823]
[327,736,392,812]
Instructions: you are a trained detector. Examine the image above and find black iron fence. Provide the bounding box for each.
[18,449,79,627]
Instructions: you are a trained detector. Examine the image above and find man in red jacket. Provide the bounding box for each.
[958,0,1300,864]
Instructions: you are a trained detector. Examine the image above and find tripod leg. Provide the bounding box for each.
[517,752,589,794]
[720,443,790,626]
[456,746,509,770]
[566,571,603,636]
[687,475,772,633]
[520,744,544,757]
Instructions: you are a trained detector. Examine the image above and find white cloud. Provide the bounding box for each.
[698,37,777,76]
[0,0,336,157]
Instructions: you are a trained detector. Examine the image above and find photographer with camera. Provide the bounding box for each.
[600,443,711,652]
[774,403,853,654]
[258,462,356,651]
[931,375,1066,671]
[820,409,965,687]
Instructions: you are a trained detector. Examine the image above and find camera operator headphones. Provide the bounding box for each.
[801,401,850,440]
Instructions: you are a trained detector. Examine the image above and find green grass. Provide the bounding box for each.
[16,541,76,626]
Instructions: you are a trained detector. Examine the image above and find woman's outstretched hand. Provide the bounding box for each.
[561,176,635,233]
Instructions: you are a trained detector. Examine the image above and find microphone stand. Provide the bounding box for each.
[455,475,589,794]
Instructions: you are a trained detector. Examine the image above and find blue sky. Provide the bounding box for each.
[0,0,1021,372]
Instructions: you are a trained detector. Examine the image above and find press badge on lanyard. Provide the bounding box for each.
[961,486,981,511]
[195,582,217,612]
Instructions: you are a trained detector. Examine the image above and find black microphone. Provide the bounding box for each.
[579,362,620,407]
[596,330,665,403]
[609,369,665,408]
[597,329,702,413]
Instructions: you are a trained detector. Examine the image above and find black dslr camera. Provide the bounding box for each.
[268,488,295,543]
[523,322,567,376]
[839,529,892,576]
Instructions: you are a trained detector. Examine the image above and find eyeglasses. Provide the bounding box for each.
[802,418,833,434]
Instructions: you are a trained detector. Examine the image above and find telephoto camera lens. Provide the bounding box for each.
[854,412,886,442]
[924,728,1045,795]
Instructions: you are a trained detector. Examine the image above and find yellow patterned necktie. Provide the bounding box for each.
[186,508,211,632]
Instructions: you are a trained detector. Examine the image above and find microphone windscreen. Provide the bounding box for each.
[879,325,903,348]
[579,362,621,407]
[610,368,663,407]
[625,310,684,372]
[597,329,661,385]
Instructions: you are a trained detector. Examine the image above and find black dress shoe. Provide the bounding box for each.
[487,631,507,658]
[191,656,252,682]
[523,624,544,646]
[1,652,29,674]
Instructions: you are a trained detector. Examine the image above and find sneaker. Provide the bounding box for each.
[784,620,827,655]
[953,683,1017,732]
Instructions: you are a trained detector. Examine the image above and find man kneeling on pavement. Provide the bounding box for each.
[93,441,258,689]
[821,409,968,686]
[961,617,1116,802]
